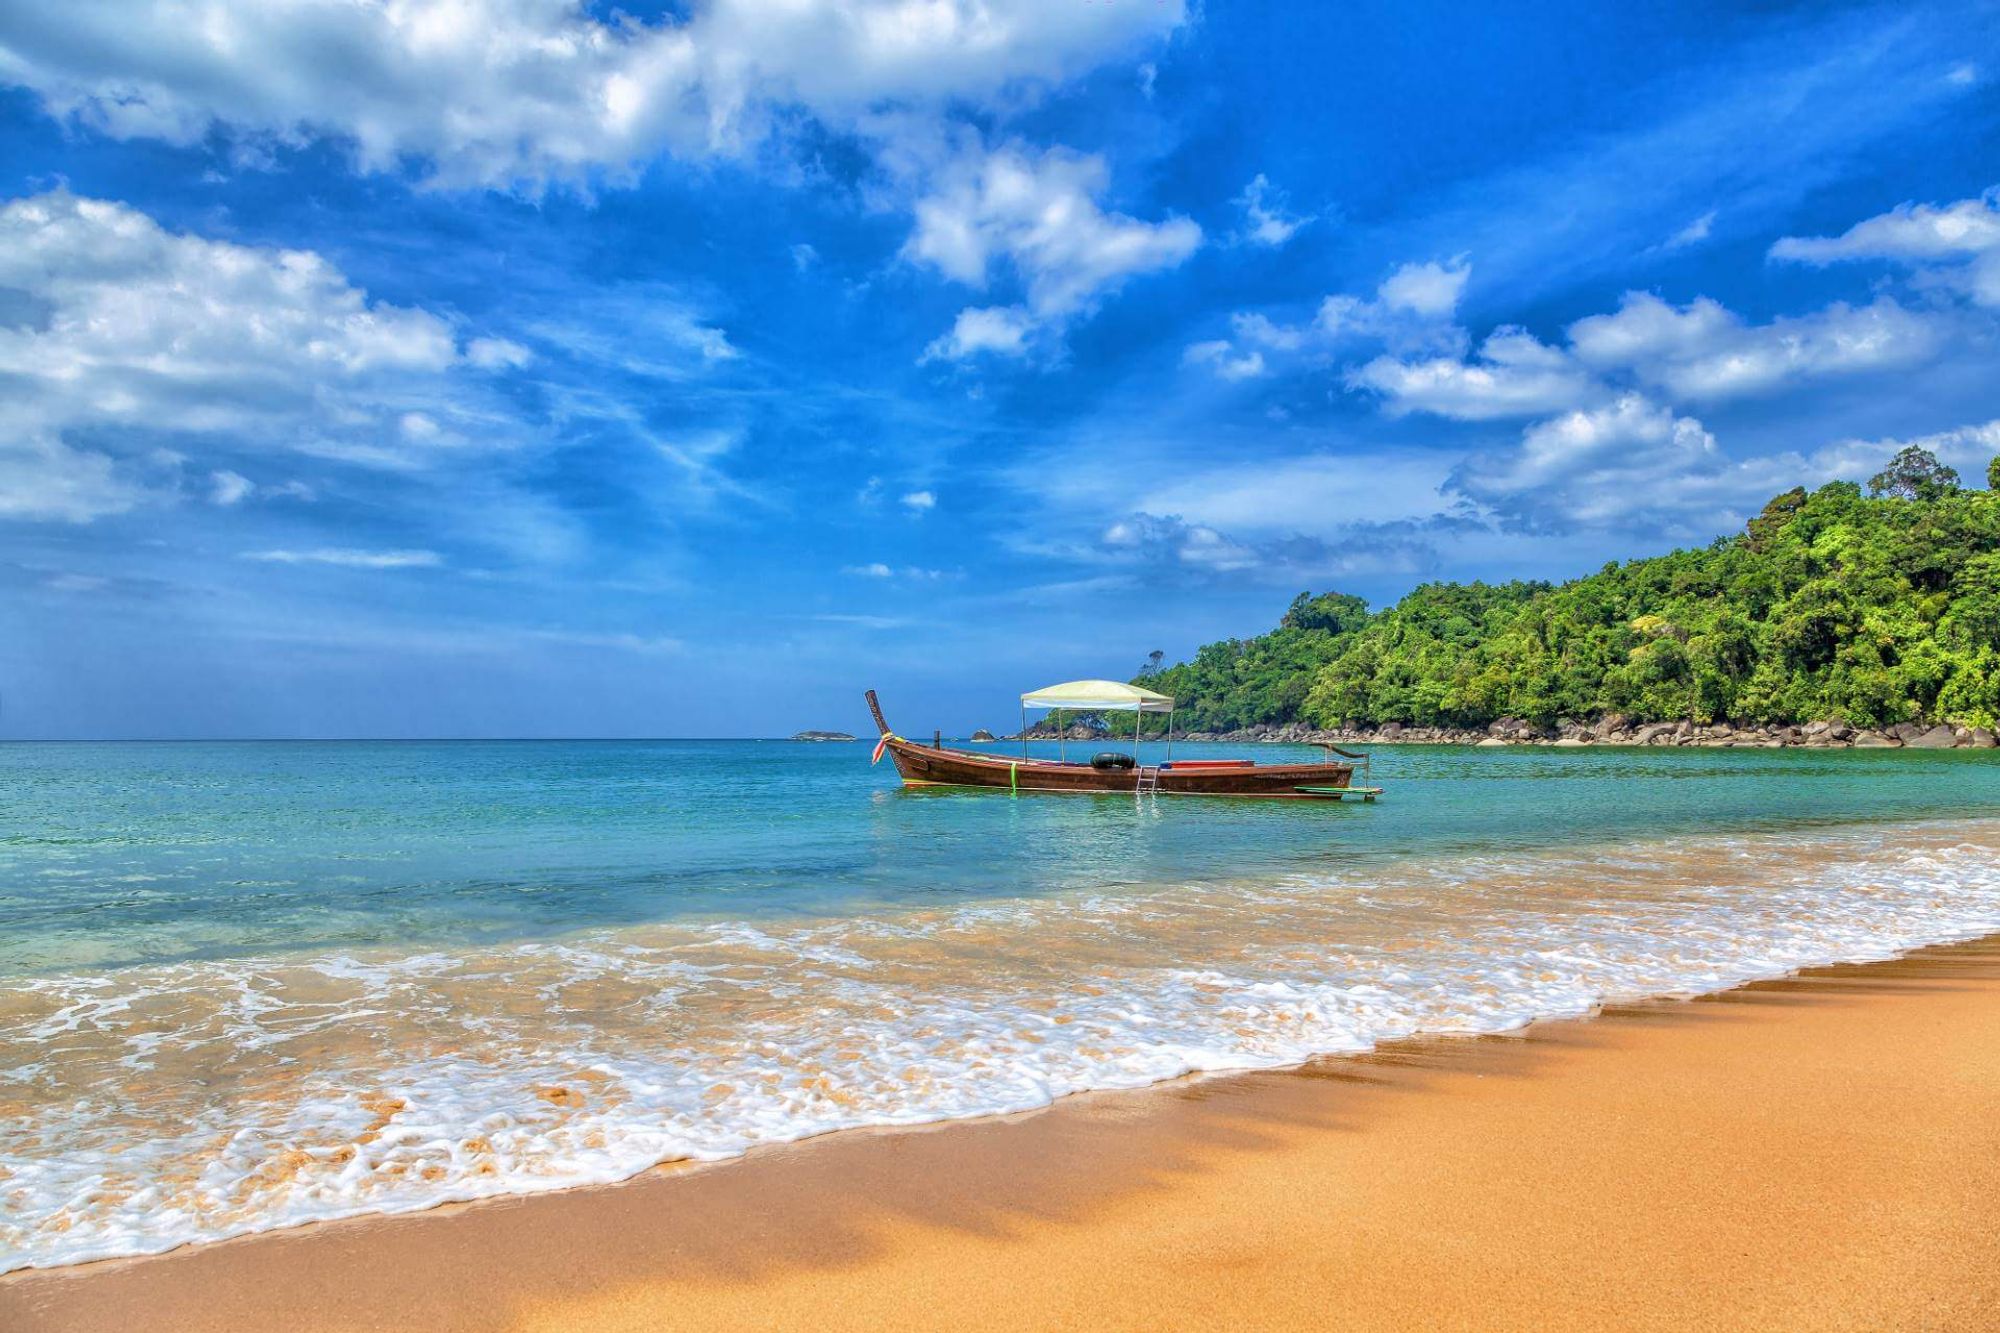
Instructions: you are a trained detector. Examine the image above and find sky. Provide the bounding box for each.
[2,0,1999,739]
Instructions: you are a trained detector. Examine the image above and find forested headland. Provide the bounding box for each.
[1137,446,2000,739]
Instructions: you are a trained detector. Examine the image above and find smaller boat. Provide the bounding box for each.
[865,685,1380,800]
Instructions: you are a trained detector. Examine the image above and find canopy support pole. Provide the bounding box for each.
[1020,703,1028,760]
[1167,706,1174,763]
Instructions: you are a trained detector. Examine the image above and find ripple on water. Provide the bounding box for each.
[4,820,2000,1273]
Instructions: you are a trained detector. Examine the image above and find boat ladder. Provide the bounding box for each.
[1134,765,1161,796]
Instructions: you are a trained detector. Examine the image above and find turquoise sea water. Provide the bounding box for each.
[5,739,2000,1272]
[10,739,2000,975]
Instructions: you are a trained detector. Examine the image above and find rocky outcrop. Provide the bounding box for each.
[790,730,856,742]
[969,729,997,742]
[1167,714,2000,750]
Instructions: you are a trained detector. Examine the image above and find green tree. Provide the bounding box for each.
[1868,445,1960,502]
[1146,474,2000,732]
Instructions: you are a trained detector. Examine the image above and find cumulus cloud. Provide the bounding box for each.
[1455,408,2000,535]
[1369,258,1471,320]
[1101,513,1259,572]
[1452,394,1721,525]
[1771,188,2000,307]
[0,0,1186,190]
[1808,418,2000,486]
[0,436,141,523]
[1185,257,1469,381]
[906,141,1200,358]
[921,304,1034,362]
[244,547,443,569]
[1358,286,1943,423]
[0,190,529,520]
[899,489,936,512]
[1567,292,1939,399]
[1772,191,2000,263]
[1352,327,1595,420]
[1235,174,1311,247]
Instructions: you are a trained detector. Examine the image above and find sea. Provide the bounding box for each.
[5,738,2000,1273]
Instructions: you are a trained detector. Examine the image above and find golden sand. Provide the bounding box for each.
[5,938,1999,1331]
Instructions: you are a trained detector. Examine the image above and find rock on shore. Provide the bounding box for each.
[1170,717,2000,750]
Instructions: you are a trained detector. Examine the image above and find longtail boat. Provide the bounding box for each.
[864,685,1380,800]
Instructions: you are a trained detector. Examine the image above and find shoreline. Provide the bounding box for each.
[1023,720,2000,749]
[7,934,2000,1330]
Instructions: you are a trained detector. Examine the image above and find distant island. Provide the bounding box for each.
[791,730,856,742]
[1141,446,2000,747]
[969,729,997,742]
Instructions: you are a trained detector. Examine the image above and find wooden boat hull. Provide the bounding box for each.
[865,691,1362,799]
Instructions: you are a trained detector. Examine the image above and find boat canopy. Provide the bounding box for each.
[1020,679,1174,713]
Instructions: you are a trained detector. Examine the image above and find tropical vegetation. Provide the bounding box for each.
[1138,446,2000,732]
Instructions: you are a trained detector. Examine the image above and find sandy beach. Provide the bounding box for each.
[3,935,1995,1331]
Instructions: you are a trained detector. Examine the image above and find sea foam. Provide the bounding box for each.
[4,820,2000,1273]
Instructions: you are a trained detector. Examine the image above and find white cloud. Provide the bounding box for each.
[1235,174,1311,247]
[209,470,254,506]
[466,336,532,370]
[1661,209,1716,250]
[921,304,1033,362]
[0,0,1187,190]
[1455,407,2000,535]
[1186,257,1469,382]
[1809,419,2000,487]
[843,562,946,579]
[648,428,766,506]
[1771,188,2000,308]
[0,435,140,523]
[1352,327,1595,420]
[0,189,520,519]
[1454,394,1721,525]
[900,489,936,512]
[1102,513,1258,572]
[245,547,443,569]
[1771,190,2000,263]
[1360,286,1947,425]
[790,243,820,271]
[1136,452,1456,532]
[1371,257,1470,319]
[1567,292,1938,398]
[906,141,1199,354]
[1181,340,1265,381]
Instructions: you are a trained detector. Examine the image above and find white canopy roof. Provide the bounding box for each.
[1020,679,1174,713]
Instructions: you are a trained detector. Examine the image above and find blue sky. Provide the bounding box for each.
[2,0,1998,738]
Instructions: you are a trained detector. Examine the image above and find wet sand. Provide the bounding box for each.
[6,936,2000,1332]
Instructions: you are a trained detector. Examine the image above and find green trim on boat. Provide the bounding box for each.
[1294,785,1383,800]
